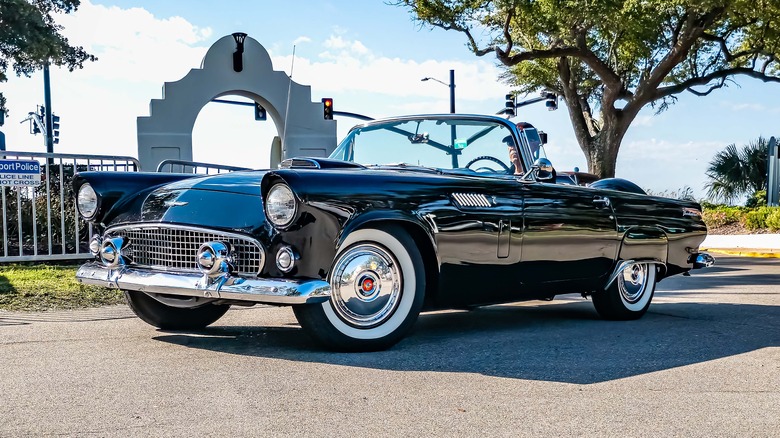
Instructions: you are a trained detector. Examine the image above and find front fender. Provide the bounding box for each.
[338,210,437,252]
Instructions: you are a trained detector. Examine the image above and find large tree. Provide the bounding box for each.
[0,0,95,115]
[398,0,780,177]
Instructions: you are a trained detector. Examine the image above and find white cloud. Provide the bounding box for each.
[616,138,721,197]
[292,36,311,45]
[1,3,509,165]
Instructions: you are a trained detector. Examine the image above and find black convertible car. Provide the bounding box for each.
[75,114,713,351]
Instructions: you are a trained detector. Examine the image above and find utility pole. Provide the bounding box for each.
[43,63,54,153]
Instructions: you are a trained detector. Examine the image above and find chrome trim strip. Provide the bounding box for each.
[76,262,330,305]
[604,259,665,290]
[452,192,491,208]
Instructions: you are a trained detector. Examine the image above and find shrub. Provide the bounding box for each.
[745,190,767,208]
[741,207,772,230]
[766,208,780,231]
[702,206,744,228]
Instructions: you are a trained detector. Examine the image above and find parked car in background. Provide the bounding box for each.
[75,114,713,351]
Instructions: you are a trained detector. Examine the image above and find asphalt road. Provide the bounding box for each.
[1,256,778,437]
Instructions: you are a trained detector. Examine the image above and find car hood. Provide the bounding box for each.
[156,170,268,197]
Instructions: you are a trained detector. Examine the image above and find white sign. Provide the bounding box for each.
[0,160,42,187]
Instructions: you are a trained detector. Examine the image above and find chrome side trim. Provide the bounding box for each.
[452,193,492,208]
[76,262,330,305]
[604,259,665,290]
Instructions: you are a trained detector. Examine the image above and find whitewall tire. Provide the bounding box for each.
[293,225,426,351]
[592,262,657,320]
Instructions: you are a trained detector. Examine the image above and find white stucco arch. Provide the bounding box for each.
[137,34,337,171]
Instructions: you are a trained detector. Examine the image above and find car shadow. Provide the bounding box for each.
[153,299,780,385]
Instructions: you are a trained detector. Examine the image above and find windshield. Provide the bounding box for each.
[330,117,525,174]
[522,127,547,161]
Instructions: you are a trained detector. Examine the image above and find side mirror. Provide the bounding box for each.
[539,131,548,145]
[533,158,555,182]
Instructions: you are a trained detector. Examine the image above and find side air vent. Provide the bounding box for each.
[452,193,492,208]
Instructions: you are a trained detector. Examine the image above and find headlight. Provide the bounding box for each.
[77,183,98,219]
[265,183,297,227]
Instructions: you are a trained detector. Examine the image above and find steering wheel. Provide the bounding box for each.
[465,156,511,173]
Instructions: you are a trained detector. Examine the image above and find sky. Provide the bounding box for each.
[3,0,780,198]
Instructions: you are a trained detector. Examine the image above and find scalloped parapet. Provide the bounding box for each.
[137,34,337,171]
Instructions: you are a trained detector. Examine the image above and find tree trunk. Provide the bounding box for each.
[565,102,634,179]
[583,127,623,178]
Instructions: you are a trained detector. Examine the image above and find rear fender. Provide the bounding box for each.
[617,226,668,276]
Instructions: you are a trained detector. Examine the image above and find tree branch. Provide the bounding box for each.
[654,67,780,99]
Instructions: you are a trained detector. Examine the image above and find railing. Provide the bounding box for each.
[156,159,251,174]
[0,151,140,262]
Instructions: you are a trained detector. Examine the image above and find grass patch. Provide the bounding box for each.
[0,265,124,312]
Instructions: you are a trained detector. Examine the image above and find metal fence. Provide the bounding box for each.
[156,159,250,174]
[0,151,140,262]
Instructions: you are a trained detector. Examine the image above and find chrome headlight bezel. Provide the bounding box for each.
[77,183,99,220]
[265,183,297,228]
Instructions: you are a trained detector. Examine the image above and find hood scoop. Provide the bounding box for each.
[279,157,366,170]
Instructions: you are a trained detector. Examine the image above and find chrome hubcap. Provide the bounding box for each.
[330,244,402,328]
[618,263,648,304]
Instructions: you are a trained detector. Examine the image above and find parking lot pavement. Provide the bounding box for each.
[1,256,778,437]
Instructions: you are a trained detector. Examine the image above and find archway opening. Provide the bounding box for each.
[191,95,279,170]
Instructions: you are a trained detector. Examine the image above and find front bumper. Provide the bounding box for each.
[76,262,331,305]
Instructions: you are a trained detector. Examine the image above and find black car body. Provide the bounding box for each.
[75,114,713,351]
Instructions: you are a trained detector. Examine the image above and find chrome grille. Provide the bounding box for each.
[106,224,264,276]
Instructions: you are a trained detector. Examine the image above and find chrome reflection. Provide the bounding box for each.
[617,263,648,304]
[330,243,402,328]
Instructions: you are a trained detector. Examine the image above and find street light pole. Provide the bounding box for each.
[448,69,455,114]
[421,70,456,113]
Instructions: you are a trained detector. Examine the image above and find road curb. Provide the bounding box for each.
[702,248,780,258]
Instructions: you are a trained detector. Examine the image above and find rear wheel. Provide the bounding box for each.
[592,262,656,320]
[125,291,230,330]
[293,226,426,352]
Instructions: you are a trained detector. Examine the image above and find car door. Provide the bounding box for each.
[518,181,619,285]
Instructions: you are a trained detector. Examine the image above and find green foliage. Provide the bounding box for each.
[705,137,769,204]
[702,206,744,228]
[745,190,768,208]
[0,0,96,113]
[766,208,780,231]
[0,265,122,311]
[398,0,780,177]
[742,206,772,230]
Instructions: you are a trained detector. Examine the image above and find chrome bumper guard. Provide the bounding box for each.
[691,252,715,269]
[76,262,331,305]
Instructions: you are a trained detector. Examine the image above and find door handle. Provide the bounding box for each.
[593,196,611,208]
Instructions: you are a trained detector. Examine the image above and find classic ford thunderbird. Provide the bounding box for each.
[75,114,713,351]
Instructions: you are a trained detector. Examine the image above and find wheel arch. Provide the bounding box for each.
[617,226,669,279]
[338,212,440,309]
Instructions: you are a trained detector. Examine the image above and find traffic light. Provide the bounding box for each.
[254,103,266,121]
[52,114,60,144]
[545,93,558,111]
[505,94,515,117]
[322,98,333,120]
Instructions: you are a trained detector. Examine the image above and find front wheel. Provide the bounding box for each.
[293,226,426,352]
[592,262,657,320]
[125,291,230,330]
